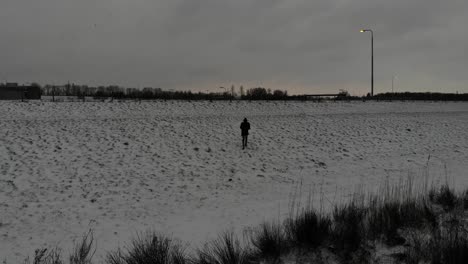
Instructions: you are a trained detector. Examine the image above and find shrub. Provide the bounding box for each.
[106,232,187,264]
[285,209,331,249]
[250,222,288,261]
[194,232,252,264]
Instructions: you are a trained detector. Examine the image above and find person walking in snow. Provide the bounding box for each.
[240,118,250,149]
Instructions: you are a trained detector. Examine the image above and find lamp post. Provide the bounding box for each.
[392,75,397,93]
[360,29,374,97]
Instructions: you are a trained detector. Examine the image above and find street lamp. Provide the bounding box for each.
[360,29,374,97]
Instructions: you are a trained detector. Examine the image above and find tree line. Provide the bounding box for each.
[372,92,468,101]
[12,83,468,101]
[38,84,291,100]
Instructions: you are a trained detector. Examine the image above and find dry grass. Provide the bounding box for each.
[249,221,288,261]
[106,232,187,264]
[193,232,252,264]
[19,176,468,264]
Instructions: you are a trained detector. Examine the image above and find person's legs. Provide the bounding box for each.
[242,136,246,149]
[245,135,248,147]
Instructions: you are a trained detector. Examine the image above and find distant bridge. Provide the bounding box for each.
[303,94,340,97]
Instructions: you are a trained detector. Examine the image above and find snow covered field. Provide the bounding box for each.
[1,100,467,261]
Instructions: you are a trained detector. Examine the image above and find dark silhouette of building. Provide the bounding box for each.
[0,83,41,100]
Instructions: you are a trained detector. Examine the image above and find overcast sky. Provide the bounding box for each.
[1,0,467,95]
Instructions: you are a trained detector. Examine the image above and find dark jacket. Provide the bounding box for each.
[240,121,250,136]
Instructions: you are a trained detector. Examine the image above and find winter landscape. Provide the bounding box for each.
[1,100,467,262]
[2,0,468,262]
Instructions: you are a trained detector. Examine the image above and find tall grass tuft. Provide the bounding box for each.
[463,189,468,209]
[429,185,458,211]
[430,230,468,264]
[249,222,288,262]
[284,208,331,249]
[367,197,437,245]
[23,248,63,264]
[194,232,252,264]
[70,231,95,264]
[24,231,95,264]
[363,175,437,245]
[331,202,366,254]
[406,213,468,264]
[106,232,187,264]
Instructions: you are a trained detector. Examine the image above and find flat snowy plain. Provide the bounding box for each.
[1,100,467,262]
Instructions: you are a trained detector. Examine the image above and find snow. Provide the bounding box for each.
[1,100,467,262]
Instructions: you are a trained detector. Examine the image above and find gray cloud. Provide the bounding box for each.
[0,0,467,94]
